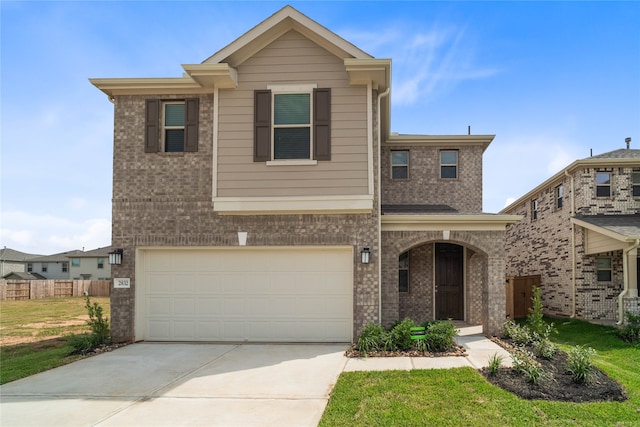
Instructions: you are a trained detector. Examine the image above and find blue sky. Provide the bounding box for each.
[1,1,639,255]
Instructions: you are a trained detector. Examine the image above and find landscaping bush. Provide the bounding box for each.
[617,311,640,344]
[356,322,388,353]
[503,320,532,345]
[423,320,458,352]
[511,347,548,385]
[68,296,110,355]
[532,337,558,360]
[389,318,416,351]
[566,345,596,384]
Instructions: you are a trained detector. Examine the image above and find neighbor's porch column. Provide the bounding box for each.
[627,247,638,298]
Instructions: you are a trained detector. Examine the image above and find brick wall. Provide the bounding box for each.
[504,166,639,322]
[109,92,381,343]
[381,229,506,336]
[380,144,483,212]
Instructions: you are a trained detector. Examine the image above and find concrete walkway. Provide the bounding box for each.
[0,326,509,427]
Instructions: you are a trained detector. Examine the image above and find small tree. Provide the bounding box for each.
[68,296,110,355]
[527,286,546,337]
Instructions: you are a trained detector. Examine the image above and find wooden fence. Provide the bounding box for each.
[0,280,111,301]
[505,275,541,319]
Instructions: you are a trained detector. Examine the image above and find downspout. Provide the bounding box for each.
[565,170,576,318]
[618,239,640,325]
[377,87,390,325]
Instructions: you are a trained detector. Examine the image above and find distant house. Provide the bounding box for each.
[2,271,46,280]
[501,147,640,324]
[0,248,42,277]
[68,246,114,280]
[27,250,84,280]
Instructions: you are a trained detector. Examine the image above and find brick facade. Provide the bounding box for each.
[504,161,640,323]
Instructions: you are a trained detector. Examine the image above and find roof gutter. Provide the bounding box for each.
[618,238,640,325]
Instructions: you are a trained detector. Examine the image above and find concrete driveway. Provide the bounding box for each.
[0,343,348,427]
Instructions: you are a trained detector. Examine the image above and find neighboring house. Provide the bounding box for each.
[0,248,42,276]
[26,250,83,280]
[91,6,519,344]
[501,147,640,324]
[68,246,113,280]
[2,271,46,280]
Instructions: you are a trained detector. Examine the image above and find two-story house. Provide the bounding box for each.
[91,6,519,344]
[26,251,82,280]
[0,248,42,277]
[502,147,640,324]
[68,246,114,280]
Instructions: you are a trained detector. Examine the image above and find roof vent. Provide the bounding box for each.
[625,137,631,149]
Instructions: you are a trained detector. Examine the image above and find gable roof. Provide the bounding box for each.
[3,271,46,280]
[501,148,640,213]
[572,214,640,241]
[203,5,373,67]
[0,248,42,262]
[91,5,390,97]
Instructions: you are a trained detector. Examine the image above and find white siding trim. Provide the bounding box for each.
[367,82,374,196]
[212,87,220,198]
[213,195,373,214]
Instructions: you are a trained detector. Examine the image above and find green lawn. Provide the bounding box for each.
[320,318,640,427]
[0,297,110,384]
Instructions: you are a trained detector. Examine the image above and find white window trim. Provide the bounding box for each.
[391,150,409,180]
[268,84,317,162]
[440,150,458,179]
[161,101,185,152]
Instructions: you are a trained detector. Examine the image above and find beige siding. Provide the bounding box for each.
[585,230,625,255]
[217,30,369,197]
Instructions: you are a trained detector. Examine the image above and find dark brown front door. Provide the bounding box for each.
[435,243,464,320]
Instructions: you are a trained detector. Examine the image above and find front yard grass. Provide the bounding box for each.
[320,318,640,426]
[0,297,110,385]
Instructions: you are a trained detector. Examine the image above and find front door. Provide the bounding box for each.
[435,243,464,320]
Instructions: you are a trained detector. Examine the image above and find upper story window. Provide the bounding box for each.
[163,102,186,152]
[254,86,331,163]
[273,92,311,159]
[440,150,458,179]
[399,251,409,293]
[596,257,612,281]
[531,199,539,220]
[27,263,32,272]
[41,263,48,273]
[97,258,104,269]
[62,263,68,273]
[633,172,640,198]
[391,151,409,179]
[145,98,199,153]
[71,258,80,267]
[556,184,564,209]
[596,172,611,197]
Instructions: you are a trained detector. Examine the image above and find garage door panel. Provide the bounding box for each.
[140,248,353,342]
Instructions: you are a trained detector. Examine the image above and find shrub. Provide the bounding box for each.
[566,345,596,384]
[532,337,558,360]
[617,311,640,344]
[389,318,416,351]
[503,320,532,346]
[512,348,547,385]
[423,320,458,352]
[69,296,110,355]
[356,323,387,353]
[526,286,546,336]
[488,352,503,375]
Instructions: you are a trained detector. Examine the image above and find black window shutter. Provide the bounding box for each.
[184,98,199,152]
[254,90,271,162]
[314,88,331,161]
[145,99,160,153]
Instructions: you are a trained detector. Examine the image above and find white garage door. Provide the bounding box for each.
[136,247,353,342]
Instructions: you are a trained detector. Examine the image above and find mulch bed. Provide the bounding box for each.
[345,345,466,358]
[482,338,627,403]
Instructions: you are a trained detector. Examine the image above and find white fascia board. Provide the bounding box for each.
[571,217,640,242]
[381,214,522,232]
[89,78,207,97]
[213,195,374,215]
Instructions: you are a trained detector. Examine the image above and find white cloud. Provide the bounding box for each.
[0,211,111,254]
